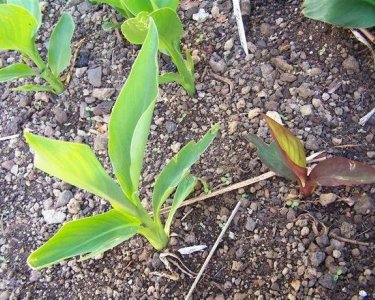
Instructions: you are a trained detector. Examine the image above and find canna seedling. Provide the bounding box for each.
[0,0,75,94]
[88,0,179,18]
[246,114,375,197]
[26,20,218,269]
[121,7,196,96]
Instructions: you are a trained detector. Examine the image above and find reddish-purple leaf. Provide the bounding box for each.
[308,157,375,187]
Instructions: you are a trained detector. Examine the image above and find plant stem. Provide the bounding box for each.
[167,44,196,96]
[27,49,64,94]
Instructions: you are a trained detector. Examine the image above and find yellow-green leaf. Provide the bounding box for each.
[25,131,137,216]
[0,4,37,57]
[109,20,159,201]
[164,174,197,235]
[0,63,35,82]
[7,0,41,31]
[48,13,75,76]
[28,210,140,269]
[152,124,219,220]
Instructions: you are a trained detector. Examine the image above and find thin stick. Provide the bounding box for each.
[359,28,375,45]
[330,232,371,247]
[232,0,249,56]
[158,151,323,216]
[0,133,20,142]
[185,200,242,300]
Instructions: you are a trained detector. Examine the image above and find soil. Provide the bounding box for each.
[1,0,374,299]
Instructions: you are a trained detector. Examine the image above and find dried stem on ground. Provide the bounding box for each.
[184,200,242,300]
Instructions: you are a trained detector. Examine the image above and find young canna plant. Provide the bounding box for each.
[26,20,218,269]
[88,0,179,18]
[121,7,196,96]
[0,0,75,94]
[246,114,375,197]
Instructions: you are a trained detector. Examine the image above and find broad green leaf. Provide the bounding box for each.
[102,21,122,31]
[48,13,75,76]
[164,174,197,235]
[263,114,308,187]
[245,134,297,181]
[151,0,179,11]
[121,0,153,15]
[13,84,53,92]
[308,157,375,187]
[109,20,159,201]
[0,63,35,82]
[25,131,137,216]
[303,0,375,29]
[122,8,182,51]
[159,72,183,84]
[0,4,38,57]
[150,8,182,50]
[7,0,41,31]
[121,11,149,45]
[152,124,219,219]
[89,0,130,16]
[28,210,140,269]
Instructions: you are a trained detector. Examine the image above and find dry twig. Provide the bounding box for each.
[0,134,20,142]
[185,200,242,300]
[330,232,371,247]
[209,72,234,95]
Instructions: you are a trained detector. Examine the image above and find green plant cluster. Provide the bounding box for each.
[0,0,374,271]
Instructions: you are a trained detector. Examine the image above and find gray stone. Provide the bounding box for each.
[93,101,114,116]
[165,121,177,133]
[316,235,329,248]
[67,198,81,214]
[55,190,73,208]
[245,217,256,231]
[92,88,115,100]
[300,104,313,116]
[319,193,338,207]
[224,38,234,51]
[260,64,274,78]
[298,83,313,99]
[310,251,326,267]
[88,67,102,87]
[94,134,108,151]
[342,56,359,72]
[280,73,297,82]
[260,23,273,36]
[354,195,374,214]
[42,209,66,224]
[30,270,42,282]
[209,58,227,73]
[54,108,68,124]
[318,274,336,290]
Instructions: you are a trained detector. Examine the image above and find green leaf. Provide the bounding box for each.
[48,13,75,76]
[0,4,38,57]
[28,210,140,269]
[12,84,53,92]
[7,0,41,31]
[245,134,297,181]
[303,0,375,29]
[121,11,150,45]
[0,63,35,82]
[159,72,183,84]
[151,0,179,11]
[149,8,182,50]
[109,19,159,201]
[24,131,137,216]
[89,0,130,16]
[102,21,122,31]
[121,0,153,15]
[152,124,219,219]
[122,8,182,50]
[164,174,197,235]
